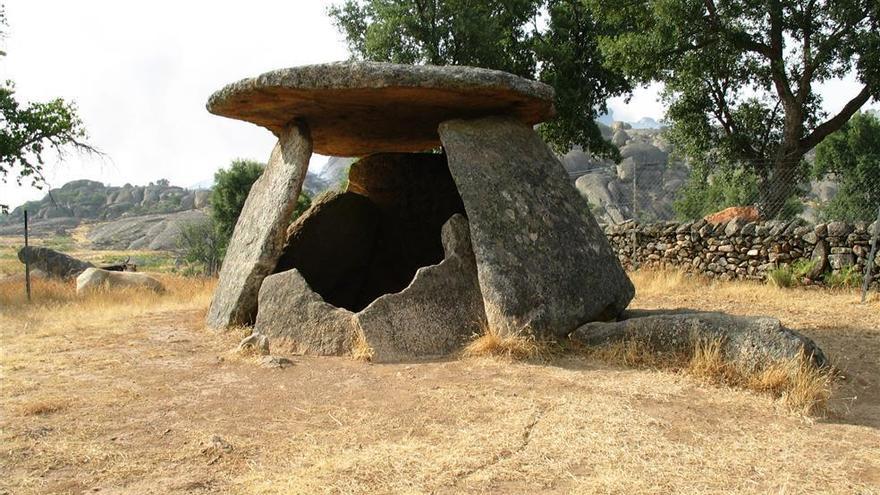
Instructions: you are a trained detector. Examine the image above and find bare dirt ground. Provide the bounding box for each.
[1,271,879,494]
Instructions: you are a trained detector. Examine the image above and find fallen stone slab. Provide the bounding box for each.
[76,268,165,295]
[18,246,94,280]
[439,116,634,339]
[570,309,828,371]
[207,61,555,156]
[205,122,312,329]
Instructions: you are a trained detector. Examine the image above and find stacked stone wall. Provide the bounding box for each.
[603,218,880,288]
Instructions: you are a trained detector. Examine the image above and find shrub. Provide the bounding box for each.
[824,266,862,288]
[767,266,795,288]
[176,219,224,276]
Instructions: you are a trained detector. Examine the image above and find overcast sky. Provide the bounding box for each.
[1,0,876,209]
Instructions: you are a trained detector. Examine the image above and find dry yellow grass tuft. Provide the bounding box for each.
[585,336,835,415]
[350,330,375,362]
[462,326,551,361]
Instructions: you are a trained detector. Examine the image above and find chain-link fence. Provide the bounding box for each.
[573,157,880,226]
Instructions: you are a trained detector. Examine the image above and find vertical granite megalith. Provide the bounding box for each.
[205,122,312,328]
[439,116,635,338]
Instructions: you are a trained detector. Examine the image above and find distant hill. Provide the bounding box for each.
[2,179,210,224]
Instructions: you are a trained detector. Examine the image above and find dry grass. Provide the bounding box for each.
[462,327,552,361]
[350,329,375,362]
[585,337,836,416]
[19,399,69,416]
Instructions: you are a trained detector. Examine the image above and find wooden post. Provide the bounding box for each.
[861,205,880,304]
[24,209,32,302]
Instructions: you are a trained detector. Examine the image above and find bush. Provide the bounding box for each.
[176,219,224,276]
[210,159,312,255]
[210,159,265,245]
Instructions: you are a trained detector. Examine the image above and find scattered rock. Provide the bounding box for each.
[76,268,164,295]
[237,334,270,355]
[18,246,94,279]
[260,356,294,369]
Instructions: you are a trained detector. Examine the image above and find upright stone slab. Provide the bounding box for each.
[205,122,312,328]
[439,116,634,338]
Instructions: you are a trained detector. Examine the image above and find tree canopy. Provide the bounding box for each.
[328,0,630,157]
[813,111,880,221]
[0,4,95,214]
[591,0,880,218]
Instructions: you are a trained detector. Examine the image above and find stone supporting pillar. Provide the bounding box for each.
[205,121,313,329]
[439,116,635,338]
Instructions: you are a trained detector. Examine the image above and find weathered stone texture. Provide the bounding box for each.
[572,310,827,370]
[206,122,312,329]
[254,268,358,356]
[357,214,486,362]
[439,116,634,338]
[207,62,555,156]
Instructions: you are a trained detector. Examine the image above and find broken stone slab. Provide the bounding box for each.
[254,268,358,356]
[18,246,94,280]
[357,214,487,362]
[206,122,312,329]
[254,214,487,362]
[207,61,555,156]
[570,309,828,371]
[439,116,634,339]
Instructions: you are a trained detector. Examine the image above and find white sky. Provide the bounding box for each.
[1,0,876,209]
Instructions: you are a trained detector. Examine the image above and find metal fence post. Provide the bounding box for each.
[861,204,880,304]
[24,209,32,302]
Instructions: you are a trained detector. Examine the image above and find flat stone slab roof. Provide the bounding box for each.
[207,62,555,156]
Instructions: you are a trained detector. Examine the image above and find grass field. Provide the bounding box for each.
[1,262,879,493]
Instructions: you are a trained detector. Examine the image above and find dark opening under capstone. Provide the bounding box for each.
[272,152,466,312]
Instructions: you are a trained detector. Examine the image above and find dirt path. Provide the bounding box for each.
[1,274,879,494]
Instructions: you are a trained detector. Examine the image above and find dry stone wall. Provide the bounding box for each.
[604,218,880,288]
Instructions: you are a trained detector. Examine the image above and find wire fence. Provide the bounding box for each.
[573,157,880,226]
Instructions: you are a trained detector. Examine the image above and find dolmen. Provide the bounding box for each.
[204,61,824,368]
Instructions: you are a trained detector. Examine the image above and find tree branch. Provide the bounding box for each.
[800,85,872,151]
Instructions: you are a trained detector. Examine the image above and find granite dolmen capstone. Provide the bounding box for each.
[203,62,827,367]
